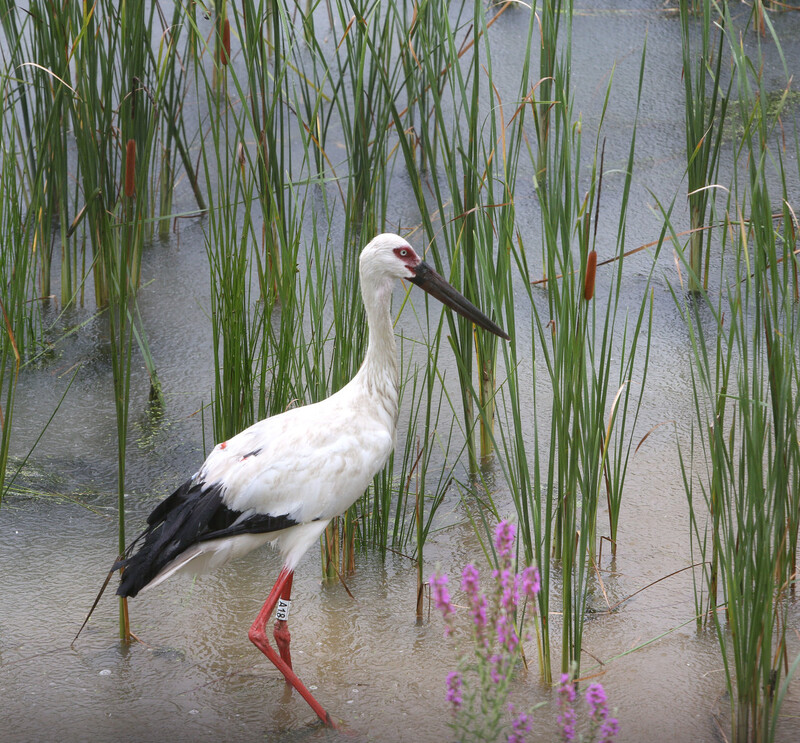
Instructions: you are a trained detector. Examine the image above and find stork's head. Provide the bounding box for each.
[360,233,510,341]
[360,233,421,282]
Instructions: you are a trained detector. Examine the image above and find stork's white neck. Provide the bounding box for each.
[354,274,399,425]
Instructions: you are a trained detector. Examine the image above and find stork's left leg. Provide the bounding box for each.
[248,567,333,727]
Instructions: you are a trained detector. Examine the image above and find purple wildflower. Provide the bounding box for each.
[599,716,620,741]
[430,573,455,635]
[557,674,577,742]
[445,671,463,711]
[558,673,576,703]
[496,613,519,653]
[471,592,488,637]
[461,563,480,595]
[521,565,541,600]
[507,704,531,743]
[461,564,488,636]
[585,682,608,721]
[458,564,484,633]
[494,520,516,562]
[557,705,577,742]
[496,568,520,613]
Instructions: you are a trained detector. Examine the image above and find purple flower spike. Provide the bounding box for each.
[497,568,520,612]
[430,573,455,635]
[446,670,463,710]
[557,705,577,742]
[473,594,488,632]
[507,705,531,743]
[599,716,620,741]
[461,563,480,597]
[585,682,608,721]
[473,597,489,638]
[496,613,519,653]
[460,564,488,637]
[557,674,577,741]
[494,520,516,561]
[558,673,576,703]
[521,565,541,600]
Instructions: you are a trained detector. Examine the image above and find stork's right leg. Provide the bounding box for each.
[272,570,293,668]
[248,567,334,727]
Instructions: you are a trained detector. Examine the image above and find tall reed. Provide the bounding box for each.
[29,0,73,306]
[205,163,262,443]
[674,189,799,743]
[491,26,653,680]
[0,126,77,506]
[679,0,729,293]
[381,0,521,470]
[68,3,119,308]
[233,0,300,298]
[150,0,204,236]
[403,0,449,173]
[674,10,799,740]
[0,1,77,307]
[332,0,404,242]
[187,5,268,442]
[533,0,567,183]
[0,120,81,506]
[0,132,28,506]
[66,0,170,637]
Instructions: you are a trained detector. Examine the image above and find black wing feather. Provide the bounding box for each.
[115,478,299,598]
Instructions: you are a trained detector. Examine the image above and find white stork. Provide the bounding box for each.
[115,233,509,725]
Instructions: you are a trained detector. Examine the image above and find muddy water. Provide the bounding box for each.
[2,3,800,742]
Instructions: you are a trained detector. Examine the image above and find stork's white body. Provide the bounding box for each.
[148,362,398,586]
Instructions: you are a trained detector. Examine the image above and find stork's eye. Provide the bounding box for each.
[399,249,408,256]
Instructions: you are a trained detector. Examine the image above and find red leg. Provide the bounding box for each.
[273,571,293,668]
[248,567,333,727]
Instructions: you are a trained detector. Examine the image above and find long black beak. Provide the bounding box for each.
[409,261,510,341]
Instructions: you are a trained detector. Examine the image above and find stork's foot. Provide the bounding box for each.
[249,568,334,727]
[249,622,333,727]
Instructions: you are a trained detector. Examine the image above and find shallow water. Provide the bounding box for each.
[0,492,734,743]
[2,2,800,742]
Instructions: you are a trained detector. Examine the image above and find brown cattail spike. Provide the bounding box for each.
[584,250,597,301]
[124,139,136,198]
[221,19,231,66]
